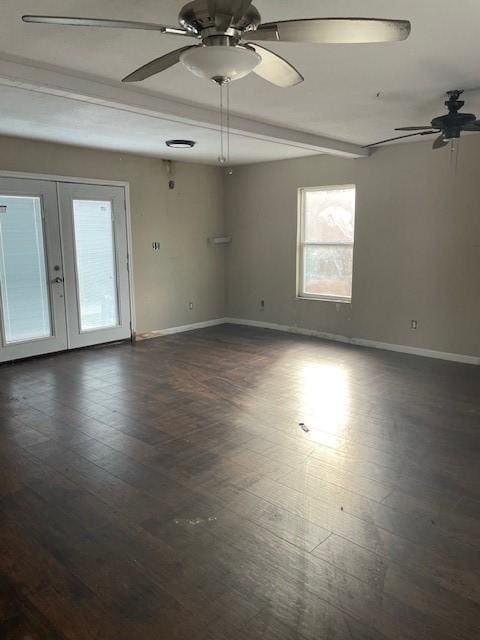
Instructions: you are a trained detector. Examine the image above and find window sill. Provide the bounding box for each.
[296,294,352,304]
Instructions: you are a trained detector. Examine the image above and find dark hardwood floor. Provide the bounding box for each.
[1,324,479,639]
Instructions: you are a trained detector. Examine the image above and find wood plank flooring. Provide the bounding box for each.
[0,324,479,639]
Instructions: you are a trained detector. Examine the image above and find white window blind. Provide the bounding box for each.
[0,195,52,343]
[72,199,119,332]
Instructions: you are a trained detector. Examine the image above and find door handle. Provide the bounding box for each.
[52,276,64,284]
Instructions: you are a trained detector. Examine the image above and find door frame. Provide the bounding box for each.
[0,170,136,340]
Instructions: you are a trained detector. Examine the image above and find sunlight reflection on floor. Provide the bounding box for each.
[298,362,351,450]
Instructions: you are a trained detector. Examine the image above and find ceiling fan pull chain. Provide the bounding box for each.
[218,82,226,165]
[220,82,223,162]
[226,81,231,166]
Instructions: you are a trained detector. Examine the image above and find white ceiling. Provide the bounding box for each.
[1,0,480,163]
[0,83,323,165]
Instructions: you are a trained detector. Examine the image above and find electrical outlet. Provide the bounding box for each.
[152,241,160,251]
[189,302,194,310]
[260,300,265,309]
[411,320,418,330]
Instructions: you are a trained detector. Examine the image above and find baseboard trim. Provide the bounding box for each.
[137,318,228,340]
[224,317,351,344]
[350,337,480,366]
[136,316,478,365]
[224,317,479,366]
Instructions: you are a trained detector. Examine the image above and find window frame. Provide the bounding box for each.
[297,184,356,304]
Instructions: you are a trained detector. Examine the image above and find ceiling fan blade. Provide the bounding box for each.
[22,15,190,36]
[246,18,411,44]
[462,121,480,132]
[364,130,437,148]
[395,126,435,131]
[247,44,303,87]
[122,46,197,83]
[432,135,449,150]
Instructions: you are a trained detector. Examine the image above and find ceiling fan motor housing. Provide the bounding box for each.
[431,113,477,139]
[431,90,477,139]
[179,0,261,38]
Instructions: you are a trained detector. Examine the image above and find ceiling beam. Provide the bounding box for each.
[0,56,369,159]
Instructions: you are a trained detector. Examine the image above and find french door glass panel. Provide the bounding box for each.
[0,196,51,342]
[72,199,119,332]
[0,178,68,362]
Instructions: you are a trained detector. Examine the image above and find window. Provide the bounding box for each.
[297,185,356,303]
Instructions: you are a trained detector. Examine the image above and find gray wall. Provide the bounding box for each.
[225,136,480,357]
[0,135,225,334]
[2,133,478,358]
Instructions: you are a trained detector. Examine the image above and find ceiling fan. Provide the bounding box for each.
[23,0,411,88]
[366,90,480,150]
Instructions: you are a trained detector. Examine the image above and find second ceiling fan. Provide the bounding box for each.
[23,0,411,88]
[365,90,480,150]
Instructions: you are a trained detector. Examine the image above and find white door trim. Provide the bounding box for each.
[0,170,130,188]
[0,170,136,336]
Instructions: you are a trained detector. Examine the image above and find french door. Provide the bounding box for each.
[58,183,131,349]
[0,177,131,362]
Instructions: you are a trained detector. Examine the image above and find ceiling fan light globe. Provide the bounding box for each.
[180,45,261,83]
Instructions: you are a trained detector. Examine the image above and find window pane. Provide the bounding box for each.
[304,187,355,243]
[303,245,353,299]
[73,200,119,332]
[0,196,52,343]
